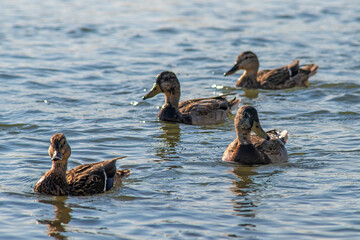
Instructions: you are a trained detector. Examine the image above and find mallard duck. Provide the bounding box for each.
[222,105,288,164]
[143,71,240,125]
[224,51,318,89]
[34,133,130,196]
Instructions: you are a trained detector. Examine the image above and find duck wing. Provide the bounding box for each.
[66,157,124,196]
[178,94,236,108]
[252,130,288,163]
[179,95,240,125]
[257,60,300,89]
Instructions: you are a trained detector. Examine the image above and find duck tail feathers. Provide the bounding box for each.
[229,97,241,111]
[301,64,318,77]
[298,64,318,86]
[280,130,288,144]
[113,169,131,186]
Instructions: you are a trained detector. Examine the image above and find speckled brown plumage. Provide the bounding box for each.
[224,51,318,89]
[222,106,288,165]
[34,133,130,196]
[143,71,240,125]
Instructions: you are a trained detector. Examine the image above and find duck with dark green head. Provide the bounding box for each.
[143,71,240,125]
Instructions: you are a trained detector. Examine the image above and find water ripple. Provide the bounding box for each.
[0,0,359,239]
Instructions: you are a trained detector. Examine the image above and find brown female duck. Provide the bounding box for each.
[222,105,288,165]
[143,71,240,125]
[224,51,318,89]
[34,133,130,196]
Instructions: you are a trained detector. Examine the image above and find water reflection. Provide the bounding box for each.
[154,122,181,161]
[243,89,259,99]
[230,166,258,219]
[37,196,71,240]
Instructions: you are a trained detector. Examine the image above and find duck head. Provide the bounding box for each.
[48,133,71,164]
[143,71,181,100]
[224,51,259,76]
[235,105,269,144]
[143,71,181,108]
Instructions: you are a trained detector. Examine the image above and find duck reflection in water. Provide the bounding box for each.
[36,196,71,240]
[243,89,259,99]
[154,122,181,161]
[230,164,281,229]
[230,166,258,219]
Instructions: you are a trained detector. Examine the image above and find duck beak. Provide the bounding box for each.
[251,121,270,140]
[143,83,162,100]
[51,150,62,161]
[224,64,239,76]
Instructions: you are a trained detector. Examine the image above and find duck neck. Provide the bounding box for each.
[236,70,258,88]
[236,128,252,145]
[50,160,68,179]
[164,92,180,108]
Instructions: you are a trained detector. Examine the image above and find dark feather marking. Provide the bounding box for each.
[106,177,114,191]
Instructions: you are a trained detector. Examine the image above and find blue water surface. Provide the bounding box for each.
[0,0,359,239]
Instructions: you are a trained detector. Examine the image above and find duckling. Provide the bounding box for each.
[34,133,130,196]
[143,71,240,125]
[222,105,288,164]
[224,51,318,89]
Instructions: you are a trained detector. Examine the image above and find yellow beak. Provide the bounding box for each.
[251,120,270,140]
[143,83,162,100]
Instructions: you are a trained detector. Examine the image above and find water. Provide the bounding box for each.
[0,0,359,239]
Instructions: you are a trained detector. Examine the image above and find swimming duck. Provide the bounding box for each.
[224,51,318,89]
[222,105,288,164]
[143,71,240,125]
[34,133,130,196]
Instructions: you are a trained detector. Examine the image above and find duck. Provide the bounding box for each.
[143,71,240,125]
[224,51,318,89]
[222,105,288,165]
[34,133,130,196]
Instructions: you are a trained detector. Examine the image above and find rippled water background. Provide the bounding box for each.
[0,0,359,239]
